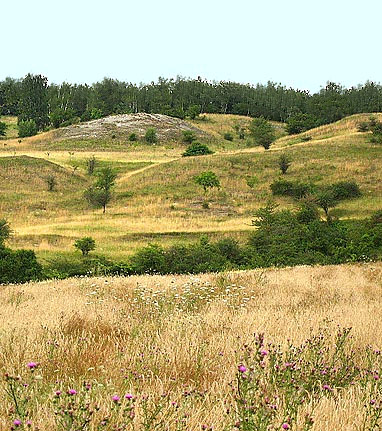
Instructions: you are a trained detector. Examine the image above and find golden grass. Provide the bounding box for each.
[1,113,381,260]
[1,263,382,429]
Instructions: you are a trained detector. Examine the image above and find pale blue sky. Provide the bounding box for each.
[3,0,381,93]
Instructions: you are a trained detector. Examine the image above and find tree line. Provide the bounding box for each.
[2,75,382,132]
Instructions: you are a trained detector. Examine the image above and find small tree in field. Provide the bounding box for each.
[46,175,57,191]
[74,237,96,256]
[145,128,158,144]
[278,153,292,174]
[87,155,96,175]
[84,167,117,213]
[194,171,221,193]
[249,117,275,150]
[314,188,338,222]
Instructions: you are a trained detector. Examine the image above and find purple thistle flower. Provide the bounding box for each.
[125,393,133,400]
[238,365,247,373]
[68,389,77,395]
[27,362,37,370]
[322,384,332,391]
[112,395,120,402]
[13,419,22,427]
[260,349,268,356]
[282,424,290,430]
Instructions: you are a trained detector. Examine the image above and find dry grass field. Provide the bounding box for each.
[1,262,382,430]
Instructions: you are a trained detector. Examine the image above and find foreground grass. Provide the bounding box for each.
[1,263,382,430]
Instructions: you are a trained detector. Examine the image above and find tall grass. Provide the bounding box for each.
[1,263,382,429]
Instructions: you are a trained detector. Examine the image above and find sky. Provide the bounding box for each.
[2,0,382,93]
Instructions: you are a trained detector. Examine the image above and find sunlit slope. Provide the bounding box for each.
[0,113,381,259]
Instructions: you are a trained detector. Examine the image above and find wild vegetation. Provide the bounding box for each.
[1,263,382,430]
[0,73,382,430]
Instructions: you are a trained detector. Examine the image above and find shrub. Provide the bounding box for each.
[300,135,312,142]
[182,142,214,157]
[46,175,56,191]
[0,248,42,284]
[370,210,382,225]
[74,237,96,256]
[128,132,138,142]
[215,238,242,263]
[194,171,221,193]
[87,155,96,175]
[182,130,197,144]
[129,244,166,274]
[370,121,382,143]
[50,107,76,128]
[43,254,111,279]
[90,108,103,120]
[187,105,201,120]
[18,119,38,137]
[314,188,339,221]
[278,153,291,174]
[246,176,258,189]
[329,181,361,200]
[249,117,275,150]
[145,128,158,144]
[270,179,313,199]
[223,132,234,141]
[357,121,369,132]
[296,200,320,224]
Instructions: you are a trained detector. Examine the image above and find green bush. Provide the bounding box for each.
[50,108,76,128]
[194,171,221,193]
[370,210,382,225]
[129,244,166,274]
[223,132,234,141]
[18,119,38,137]
[270,179,314,199]
[128,132,138,142]
[182,142,214,157]
[278,153,291,174]
[182,130,197,144]
[74,237,96,256]
[145,128,158,144]
[43,254,111,279]
[0,248,42,284]
[187,105,201,120]
[329,181,361,200]
[357,121,369,132]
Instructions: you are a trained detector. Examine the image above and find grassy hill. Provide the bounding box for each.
[0,113,381,262]
[0,262,381,430]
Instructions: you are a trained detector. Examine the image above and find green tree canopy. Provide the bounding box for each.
[249,117,276,150]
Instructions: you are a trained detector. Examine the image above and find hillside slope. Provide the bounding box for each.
[0,113,381,260]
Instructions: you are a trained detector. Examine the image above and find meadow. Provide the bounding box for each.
[0,112,381,264]
[1,262,382,430]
